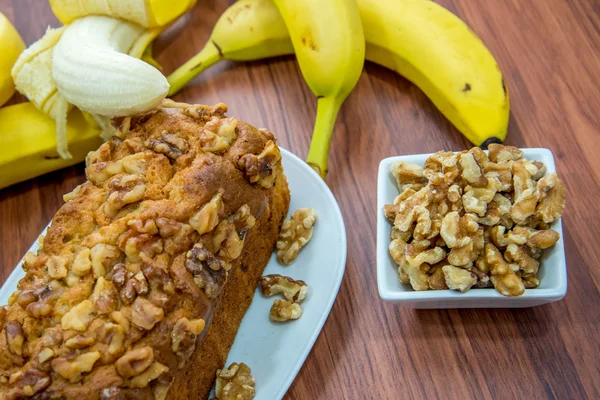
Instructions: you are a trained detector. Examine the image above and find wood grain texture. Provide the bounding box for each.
[1,0,599,398]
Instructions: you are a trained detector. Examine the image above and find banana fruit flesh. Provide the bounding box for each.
[271,0,365,177]
[0,13,26,106]
[50,0,197,28]
[168,0,509,155]
[12,16,168,160]
[359,0,509,146]
[168,0,293,95]
[0,102,102,190]
[52,15,169,116]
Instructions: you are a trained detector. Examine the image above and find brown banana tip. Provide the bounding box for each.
[480,137,503,150]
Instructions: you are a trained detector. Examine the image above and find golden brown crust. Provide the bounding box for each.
[0,102,290,399]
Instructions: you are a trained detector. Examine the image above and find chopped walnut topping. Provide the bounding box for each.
[91,277,118,314]
[383,145,565,296]
[104,175,146,218]
[90,243,121,278]
[6,321,24,356]
[259,274,308,303]
[270,299,303,322]
[46,255,68,279]
[72,247,92,276]
[171,318,206,367]
[61,300,95,332]
[120,272,149,305]
[129,362,169,388]
[276,208,316,265]
[200,116,238,153]
[38,347,55,363]
[189,192,223,235]
[115,347,154,378]
[131,297,164,330]
[65,335,95,349]
[146,132,188,159]
[215,362,256,400]
[237,140,281,188]
[51,351,101,383]
[186,244,227,299]
[3,369,50,398]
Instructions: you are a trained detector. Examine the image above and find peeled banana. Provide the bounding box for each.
[168,0,294,95]
[50,0,197,28]
[0,102,102,190]
[0,13,26,106]
[12,16,168,160]
[52,15,169,117]
[168,0,510,164]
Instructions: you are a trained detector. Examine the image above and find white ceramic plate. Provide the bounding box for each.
[377,148,567,308]
[0,148,347,400]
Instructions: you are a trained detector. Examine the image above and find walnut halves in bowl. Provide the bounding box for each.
[382,145,566,297]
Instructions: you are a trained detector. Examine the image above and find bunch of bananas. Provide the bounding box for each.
[1,0,509,187]
[168,0,510,177]
[0,0,196,189]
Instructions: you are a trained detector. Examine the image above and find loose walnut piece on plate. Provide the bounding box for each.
[270,299,303,322]
[276,208,317,265]
[259,274,308,303]
[214,362,255,400]
[383,145,566,296]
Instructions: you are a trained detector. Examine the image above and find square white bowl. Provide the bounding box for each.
[376,148,567,308]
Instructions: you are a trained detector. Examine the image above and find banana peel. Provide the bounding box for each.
[0,13,26,106]
[0,102,102,189]
[50,0,198,28]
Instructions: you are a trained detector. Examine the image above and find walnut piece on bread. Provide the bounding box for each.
[214,362,256,400]
[276,208,316,265]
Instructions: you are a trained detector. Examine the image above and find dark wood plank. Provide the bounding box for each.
[1,0,599,398]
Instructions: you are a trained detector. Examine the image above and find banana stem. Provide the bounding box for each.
[167,41,222,96]
[306,96,343,179]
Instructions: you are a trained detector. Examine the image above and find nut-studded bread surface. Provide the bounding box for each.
[0,101,290,399]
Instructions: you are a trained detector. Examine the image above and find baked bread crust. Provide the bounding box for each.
[0,101,290,399]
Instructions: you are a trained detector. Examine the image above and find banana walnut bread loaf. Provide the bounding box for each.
[0,100,290,399]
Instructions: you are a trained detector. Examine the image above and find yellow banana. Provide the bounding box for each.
[169,0,509,154]
[12,18,166,159]
[0,13,26,106]
[52,16,169,117]
[0,102,102,189]
[170,0,365,176]
[271,0,365,177]
[50,0,197,28]
[359,0,509,146]
[168,0,293,96]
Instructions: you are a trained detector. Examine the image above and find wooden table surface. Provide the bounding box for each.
[2,0,600,398]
